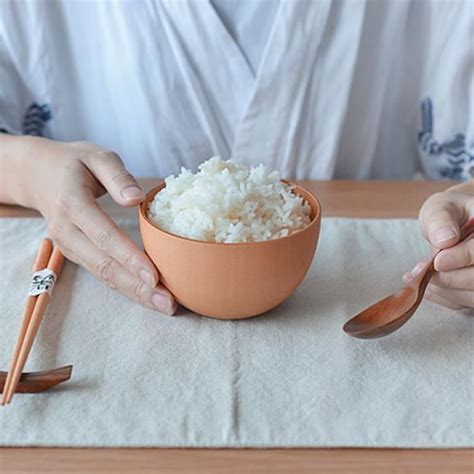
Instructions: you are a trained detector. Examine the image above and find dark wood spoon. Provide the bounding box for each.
[343,218,474,339]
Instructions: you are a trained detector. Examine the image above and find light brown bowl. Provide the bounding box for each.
[139,182,321,319]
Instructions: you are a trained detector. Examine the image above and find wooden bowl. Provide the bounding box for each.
[139,182,321,319]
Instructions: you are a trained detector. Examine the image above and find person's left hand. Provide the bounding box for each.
[403,180,474,310]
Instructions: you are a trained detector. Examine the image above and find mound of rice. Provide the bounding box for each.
[147,157,312,243]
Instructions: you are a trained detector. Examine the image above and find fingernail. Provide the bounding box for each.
[433,226,456,245]
[151,293,173,315]
[121,185,144,201]
[139,269,156,287]
[411,262,426,277]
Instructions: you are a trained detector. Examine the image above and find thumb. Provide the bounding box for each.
[83,150,145,207]
[419,193,462,249]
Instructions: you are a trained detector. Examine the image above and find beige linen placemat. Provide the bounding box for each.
[0,217,472,447]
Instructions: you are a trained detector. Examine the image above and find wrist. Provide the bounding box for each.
[0,134,51,209]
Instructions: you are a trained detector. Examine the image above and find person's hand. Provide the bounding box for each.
[405,180,474,310]
[1,135,176,315]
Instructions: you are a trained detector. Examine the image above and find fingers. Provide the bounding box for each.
[81,149,145,207]
[425,283,474,309]
[434,237,474,272]
[424,287,465,311]
[419,192,463,249]
[404,257,473,308]
[430,267,474,291]
[54,223,176,315]
[417,189,474,311]
[65,193,159,287]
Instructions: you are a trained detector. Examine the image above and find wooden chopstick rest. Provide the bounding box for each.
[0,366,73,394]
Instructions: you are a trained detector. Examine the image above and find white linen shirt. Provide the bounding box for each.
[0,0,473,180]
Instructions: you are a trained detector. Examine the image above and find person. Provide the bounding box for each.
[0,0,472,314]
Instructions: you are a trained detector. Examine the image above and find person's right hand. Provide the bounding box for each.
[1,135,176,315]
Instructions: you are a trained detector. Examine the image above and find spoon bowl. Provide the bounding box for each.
[343,286,423,339]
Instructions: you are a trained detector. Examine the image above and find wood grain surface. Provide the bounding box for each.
[0,179,453,219]
[1,447,472,474]
[1,180,472,474]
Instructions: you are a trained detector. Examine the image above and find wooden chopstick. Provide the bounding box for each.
[4,244,64,404]
[1,238,53,405]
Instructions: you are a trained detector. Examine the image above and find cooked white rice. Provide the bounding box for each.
[147,157,312,243]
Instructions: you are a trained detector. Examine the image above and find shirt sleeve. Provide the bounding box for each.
[0,33,34,135]
[417,1,474,181]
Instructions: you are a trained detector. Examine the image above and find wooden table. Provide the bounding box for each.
[1,180,472,474]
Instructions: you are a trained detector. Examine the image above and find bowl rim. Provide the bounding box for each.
[139,180,321,247]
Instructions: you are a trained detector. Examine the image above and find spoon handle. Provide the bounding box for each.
[415,257,437,301]
[460,217,474,241]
